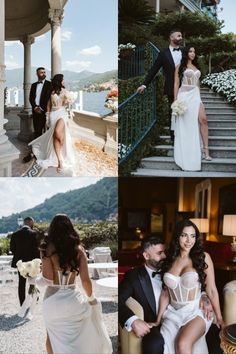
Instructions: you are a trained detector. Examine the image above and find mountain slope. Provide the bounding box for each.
[0,178,118,233]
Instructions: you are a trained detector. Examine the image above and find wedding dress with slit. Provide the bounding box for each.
[160,271,212,354]
[35,264,112,354]
[174,69,202,171]
[29,89,75,171]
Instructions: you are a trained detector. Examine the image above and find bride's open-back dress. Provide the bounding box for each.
[160,271,212,354]
[35,256,112,354]
[174,69,202,171]
[29,88,75,171]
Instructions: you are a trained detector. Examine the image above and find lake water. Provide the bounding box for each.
[9,90,112,116]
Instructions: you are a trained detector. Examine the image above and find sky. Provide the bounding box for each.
[0,177,101,218]
[5,0,117,73]
[218,0,236,33]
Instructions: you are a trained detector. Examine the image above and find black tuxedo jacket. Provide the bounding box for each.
[119,266,158,327]
[10,226,39,268]
[29,80,51,113]
[143,48,183,97]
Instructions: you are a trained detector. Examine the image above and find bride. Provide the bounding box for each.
[154,219,224,354]
[173,46,212,171]
[29,74,75,173]
[30,214,112,354]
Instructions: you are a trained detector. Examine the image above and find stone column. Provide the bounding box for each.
[17,35,35,142]
[49,9,63,77]
[0,0,19,176]
[155,0,160,13]
[21,35,34,113]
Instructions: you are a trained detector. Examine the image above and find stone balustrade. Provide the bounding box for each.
[72,110,118,157]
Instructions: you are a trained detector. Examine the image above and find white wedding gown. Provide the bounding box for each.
[29,89,75,171]
[174,69,202,171]
[160,271,212,354]
[36,271,113,354]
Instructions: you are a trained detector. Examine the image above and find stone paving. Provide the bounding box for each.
[0,277,118,354]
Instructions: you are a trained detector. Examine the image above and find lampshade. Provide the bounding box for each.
[223,215,236,236]
[190,218,209,233]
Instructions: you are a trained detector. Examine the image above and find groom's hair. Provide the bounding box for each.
[24,216,34,223]
[141,235,164,252]
[169,29,182,36]
[36,67,45,72]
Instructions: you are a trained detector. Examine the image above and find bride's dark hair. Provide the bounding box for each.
[51,74,65,95]
[41,214,81,274]
[161,219,207,290]
[178,45,200,85]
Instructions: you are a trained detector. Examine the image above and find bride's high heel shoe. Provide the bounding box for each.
[202,147,212,161]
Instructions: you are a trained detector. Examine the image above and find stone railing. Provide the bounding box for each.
[72,110,118,157]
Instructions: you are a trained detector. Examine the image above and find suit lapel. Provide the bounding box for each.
[138,266,156,317]
[165,48,175,69]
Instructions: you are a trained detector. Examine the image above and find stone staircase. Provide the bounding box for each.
[133,88,236,177]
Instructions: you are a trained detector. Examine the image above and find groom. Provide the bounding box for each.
[10,217,39,305]
[23,67,51,163]
[137,29,183,143]
[119,235,221,354]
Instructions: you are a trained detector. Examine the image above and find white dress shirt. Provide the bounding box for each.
[169,45,182,67]
[35,79,46,108]
[125,265,162,332]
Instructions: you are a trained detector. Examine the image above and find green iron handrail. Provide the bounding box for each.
[118,42,159,165]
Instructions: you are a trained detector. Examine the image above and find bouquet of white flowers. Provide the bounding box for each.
[64,90,77,105]
[171,100,187,117]
[17,259,41,319]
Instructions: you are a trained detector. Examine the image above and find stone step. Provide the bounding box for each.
[204,102,234,108]
[140,156,236,173]
[155,145,236,158]
[205,107,236,113]
[160,135,236,147]
[202,99,227,105]
[133,168,236,177]
[209,128,236,136]
[207,120,236,128]
[207,112,236,120]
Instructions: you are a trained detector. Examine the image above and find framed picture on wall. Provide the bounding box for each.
[125,209,150,231]
[218,183,236,234]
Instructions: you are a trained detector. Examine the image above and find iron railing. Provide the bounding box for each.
[118,42,159,165]
[118,46,145,80]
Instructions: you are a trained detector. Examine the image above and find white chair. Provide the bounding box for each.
[91,247,112,278]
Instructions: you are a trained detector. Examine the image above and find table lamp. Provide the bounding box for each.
[223,215,236,263]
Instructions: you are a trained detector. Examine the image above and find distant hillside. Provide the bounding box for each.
[0,178,118,233]
[5,68,117,90]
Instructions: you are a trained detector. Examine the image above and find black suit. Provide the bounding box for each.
[143,48,183,140]
[119,266,164,354]
[29,80,51,138]
[10,226,39,305]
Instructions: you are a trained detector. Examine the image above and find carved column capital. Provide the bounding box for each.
[48,8,64,26]
[20,35,35,46]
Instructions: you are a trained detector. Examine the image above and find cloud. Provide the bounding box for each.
[64,60,92,71]
[0,177,101,218]
[5,41,21,47]
[5,55,20,69]
[61,30,72,41]
[79,45,102,56]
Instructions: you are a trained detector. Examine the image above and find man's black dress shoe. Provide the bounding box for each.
[22,153,33,163]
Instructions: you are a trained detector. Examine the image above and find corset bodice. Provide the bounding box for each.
[181,68,201,87]
[51,89,68,108]
[163,271,200,303]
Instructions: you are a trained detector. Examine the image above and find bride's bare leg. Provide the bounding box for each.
[46,333,53,354]
[53,118,65,171]
[175,316,206,354]
[198,103,212,160]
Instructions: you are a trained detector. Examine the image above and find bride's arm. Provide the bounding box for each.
[78,247,93,298]
[155,288,169,325]
[174,65,180,101]
[204,252,225,328]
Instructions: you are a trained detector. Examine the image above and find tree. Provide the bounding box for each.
[119,0,156,27]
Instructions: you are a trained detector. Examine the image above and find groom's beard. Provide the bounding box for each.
[147,259,164,271]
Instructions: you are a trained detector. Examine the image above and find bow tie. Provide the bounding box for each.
[173,47,180,51]
[37,81,43,84]
[152,271,160,278]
